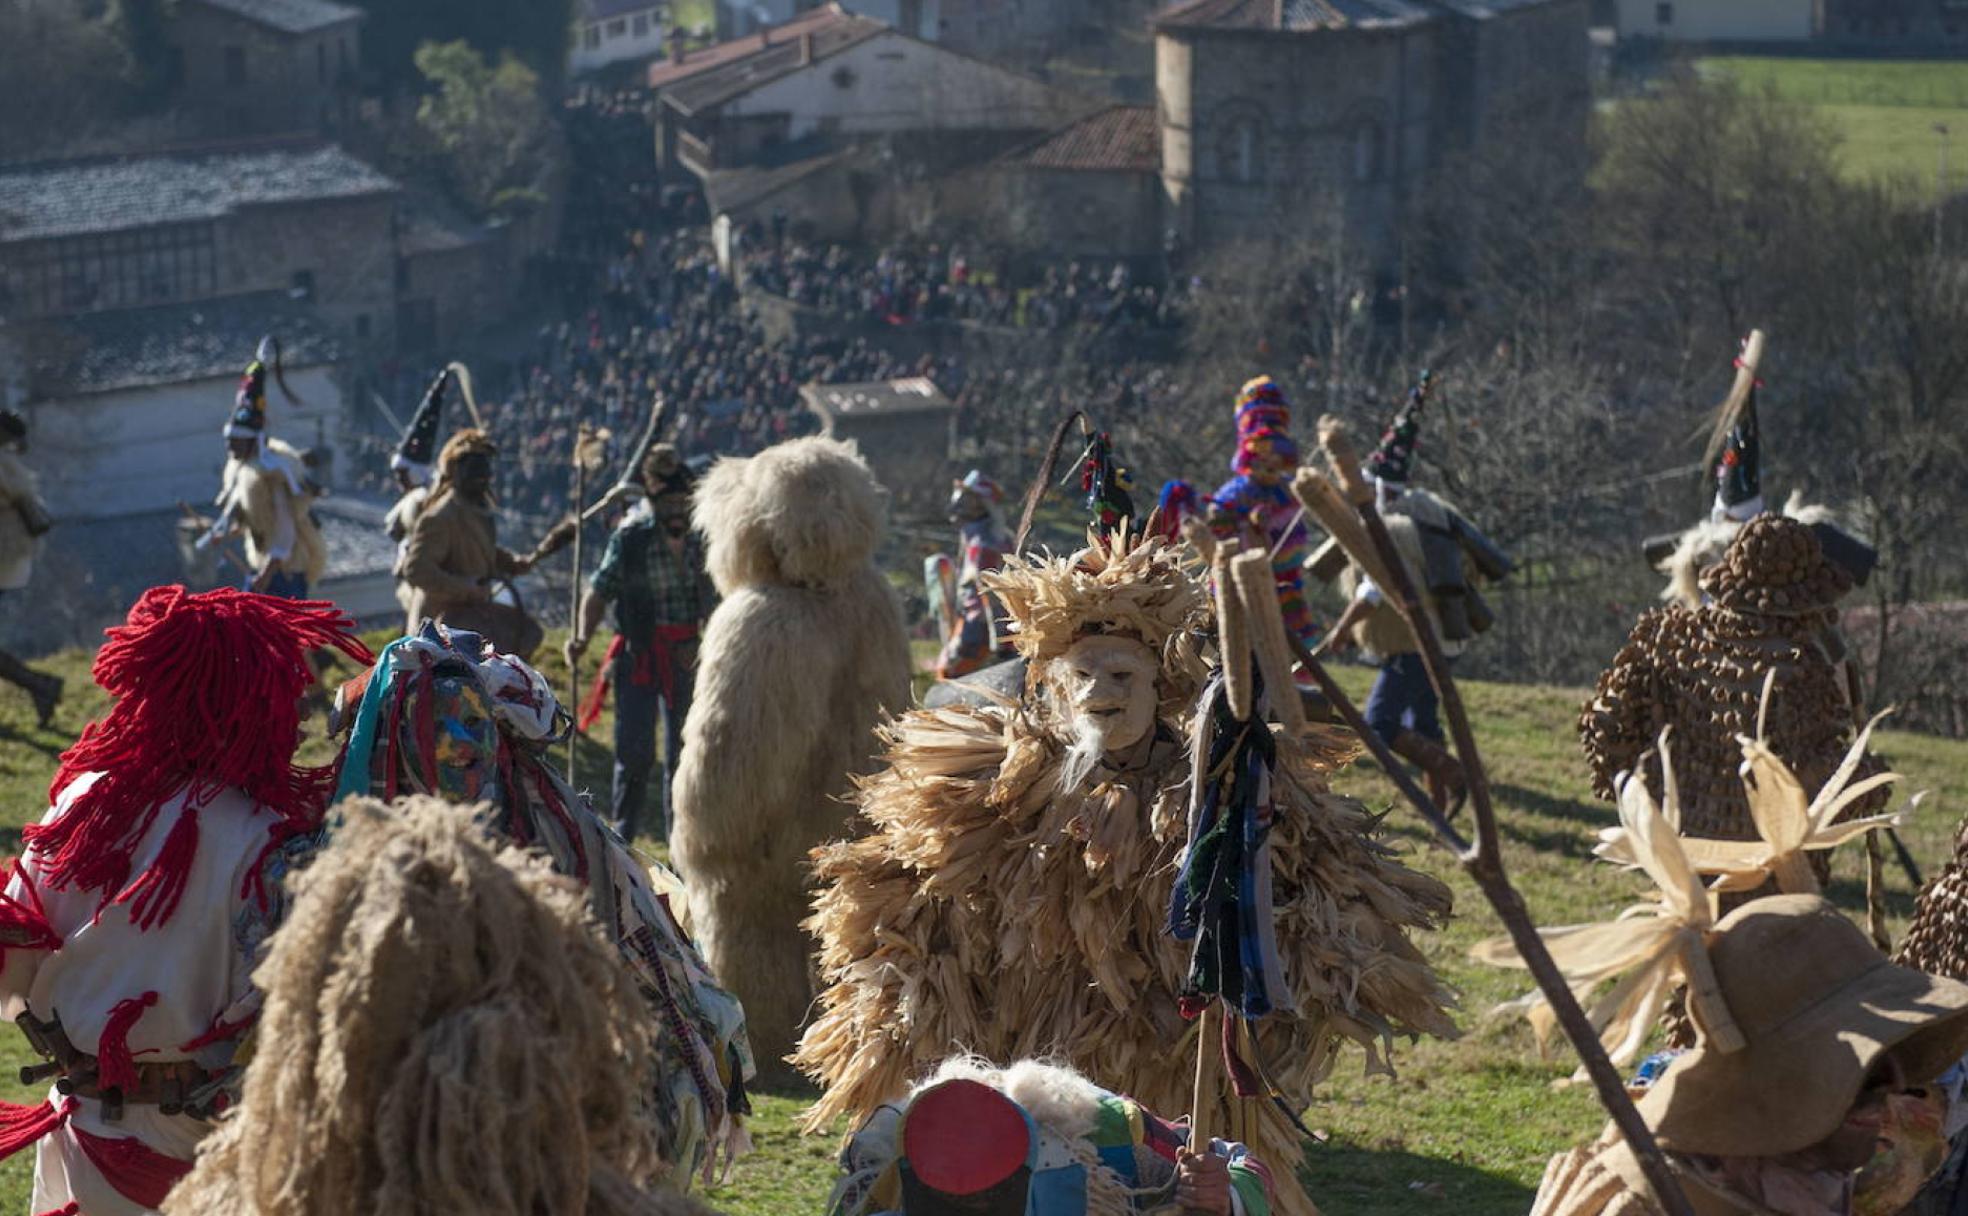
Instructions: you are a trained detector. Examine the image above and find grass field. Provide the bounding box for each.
[0,641,1965,1213]
[1700,57,1968,183]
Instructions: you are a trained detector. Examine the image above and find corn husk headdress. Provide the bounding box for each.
[985,526,1208,687]
[1480,692,1918,1070]
[1597,675,1914,897]
[1472,735,1745,1069]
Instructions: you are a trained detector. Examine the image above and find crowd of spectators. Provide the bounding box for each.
[740,239,1188,334]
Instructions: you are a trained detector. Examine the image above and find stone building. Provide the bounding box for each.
[982,106,1165,263]
[165,0,365,138]
[1153,0,1589,269]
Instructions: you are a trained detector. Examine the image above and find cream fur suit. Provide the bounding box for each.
[672,436,911,1073]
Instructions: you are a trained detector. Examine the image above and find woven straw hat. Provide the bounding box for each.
[1637,894,1968,1158]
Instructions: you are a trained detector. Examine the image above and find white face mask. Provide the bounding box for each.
[1052,634,1160,756]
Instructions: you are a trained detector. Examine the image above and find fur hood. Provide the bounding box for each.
[693,436,888,594]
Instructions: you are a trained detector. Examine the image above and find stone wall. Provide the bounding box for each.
[168,4,360,137]
[220,194,398,355]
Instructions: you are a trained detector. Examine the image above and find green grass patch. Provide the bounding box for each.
[1700,57,1968,182]
[0,647,1964,1212]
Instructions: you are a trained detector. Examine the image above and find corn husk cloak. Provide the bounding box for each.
[794,537,1456,1216]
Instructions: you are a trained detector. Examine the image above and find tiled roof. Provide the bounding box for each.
[0,142,397,243]
[647,5,887,110]
[1015,106,1158,172]
[1154,0,1433,30]
[187,0,364,35]
[24,291,341,398]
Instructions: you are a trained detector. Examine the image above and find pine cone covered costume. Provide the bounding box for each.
[1580,514,1885,845]
[795,536,1457,1216]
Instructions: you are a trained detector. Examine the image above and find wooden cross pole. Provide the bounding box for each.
[1289,418,1698,1216]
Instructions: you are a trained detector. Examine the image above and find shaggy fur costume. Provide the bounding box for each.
[796,536,1456,1216]
[163,796,716,1216]
[672,437,911,1071]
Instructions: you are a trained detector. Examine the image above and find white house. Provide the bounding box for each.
[1613,0,1815,41]
[651,5,1091,180]
[717,0,940,41]
[571,0,670,75]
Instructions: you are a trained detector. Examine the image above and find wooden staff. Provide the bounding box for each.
[1188,1000,1217,1154]
[1289,418,1697,1216]
[568,422,594,783]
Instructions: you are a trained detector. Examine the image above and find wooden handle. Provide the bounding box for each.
[1189,1002,1217,1153]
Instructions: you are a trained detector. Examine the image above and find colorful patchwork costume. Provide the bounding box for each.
[331,623,754,1185]
[1207,377,1317,650]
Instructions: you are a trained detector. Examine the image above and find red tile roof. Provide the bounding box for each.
[1014,106,1159,173]
[646,3,861,91]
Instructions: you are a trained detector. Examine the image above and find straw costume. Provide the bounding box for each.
[672,435,911,1074]
[1580,514,1888,861]
[827,1058,1274,1216]
[212,338,327,598]
[929,470,1016,680]
[163,795,720,1216]
[400,428,542,659]
[568,444,715,842]
[797,530,1457,1216]
[1205,376,1318,651]
[0,408,62,725]
[329,623,754,1185]
[0,587,369,1216]
[1528,895,1968,1216]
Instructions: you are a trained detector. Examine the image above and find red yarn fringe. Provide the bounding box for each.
[179,1009,254,1053]
[114,807,198,932]
[95,992,158,1096]
[73,1123,192,1210]
[0,863,62,957]
[34,1203,79,1216]
[26,587,371,928]
[0,1096,74,1163]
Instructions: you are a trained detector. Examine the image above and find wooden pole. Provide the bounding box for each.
[1188,1001,1217,1154]
[568,425,589,784]
[1289,424,1697,1216]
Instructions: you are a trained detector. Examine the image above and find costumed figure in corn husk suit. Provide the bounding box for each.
[0,408,63,725]
[384,368,450,625]
[928,470,1015,680]
[164,795,721,1216]
[0,587,370,1216]
[208,337,327,599]
[827,1058,1275,1216]
[1314,373,1513,815]
[329,623,754,1185]
[672,435,911,1075]
[400,429,543,660]
[796,528,1457,1216]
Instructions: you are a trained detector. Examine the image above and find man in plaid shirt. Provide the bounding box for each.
[566,445,714,840]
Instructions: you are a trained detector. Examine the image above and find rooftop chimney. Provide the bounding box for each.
[800,31,815,65]
[668,30,685,63]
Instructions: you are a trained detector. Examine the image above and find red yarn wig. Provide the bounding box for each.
[24,587,372,929]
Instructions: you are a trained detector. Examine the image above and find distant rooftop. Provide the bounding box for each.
[0,142,397,243]
[648,5,889,111]
[187,0,364,35]
[1154,0,1433,30]
[1014,106,1158,173]
[26,291,340,398]
[801,377,953,420]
